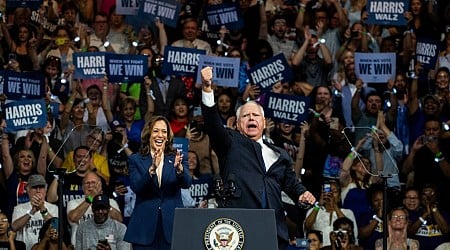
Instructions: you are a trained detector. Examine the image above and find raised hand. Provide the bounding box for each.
[201,66,213,93]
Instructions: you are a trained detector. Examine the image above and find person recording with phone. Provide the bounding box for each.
[322,217,362,250]
[31,217,71,250]
[76,194,130,250]
[200,66,315,250]
[304,181,357,247]
[123,116,191,250]
[402,117,450,211]
[0,212,25,249]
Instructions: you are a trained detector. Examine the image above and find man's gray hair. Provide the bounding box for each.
[236,101,265,120]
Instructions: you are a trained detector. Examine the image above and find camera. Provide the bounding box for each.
[421,135,437,144]
[323,183,331,193]
[296,238,310,249]
[8,53,16,61]
[334,229,347,240]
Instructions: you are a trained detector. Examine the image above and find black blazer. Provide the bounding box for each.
[202,104,307,241]
[150,77,186,119]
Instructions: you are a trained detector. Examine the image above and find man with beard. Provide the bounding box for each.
[262,14,298,62]
[148,53,186,118]
[76,194,130,250]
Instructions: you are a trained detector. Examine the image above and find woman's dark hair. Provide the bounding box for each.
[140,116,175,155]
[53,25,74,40]
[350,157,371,189]
[188,150,201,178]
[86,84,103,98]
[37,217,71,246]
[306,229,323,243]
[169,96,189,119]
[13,23,33,45]
[43,56,62,76]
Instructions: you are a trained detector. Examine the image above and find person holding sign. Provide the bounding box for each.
[200,66,316,250]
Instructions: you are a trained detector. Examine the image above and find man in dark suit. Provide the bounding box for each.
[200,67,316,250]
[149,54,186,119]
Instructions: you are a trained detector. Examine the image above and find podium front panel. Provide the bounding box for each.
[171,208,278,250]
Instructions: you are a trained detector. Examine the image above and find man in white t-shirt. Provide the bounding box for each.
[11,174,59,250]
[67,172,121,246]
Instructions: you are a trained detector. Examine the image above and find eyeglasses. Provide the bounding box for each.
[391,215,407,220]
[83,181,98,186]
[48,56,61,62]
[88,135,103,144]
[405,196,418,200]
[88,92,100,98]
[95,20,108,24]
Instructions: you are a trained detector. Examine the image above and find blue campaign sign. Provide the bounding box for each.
[248,53,293,92]
[5,99,47,132]
[7,0,40,9]
[415,38,439,70]
[2,71,45,100]
[366,0,409,26]
[162,46,207,77]
[105,54,148,83]
[205,2,244,31]
[190,178,213,207]
[263,93,310,125]
[116,0,139,15]
[139,0,181,28]
[355,52,396,83]
[197,55,240,88]
[73,52,106,79]
[173,137,189,158]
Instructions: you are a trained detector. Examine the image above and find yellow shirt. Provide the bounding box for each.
[62,151,110,184]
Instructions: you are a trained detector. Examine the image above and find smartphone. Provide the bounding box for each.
[329,117,339,130]
[323,183,331,193]
[193,106,202,117]
[51,218,59,231]
[296,238,310,249]
[8,53,16,61]
[98,239,108,245]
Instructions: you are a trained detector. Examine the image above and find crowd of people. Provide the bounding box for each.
[0,0,450,249]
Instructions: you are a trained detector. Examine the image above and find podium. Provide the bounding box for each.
[171,208,278,250]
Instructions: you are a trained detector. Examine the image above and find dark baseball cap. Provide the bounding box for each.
[92,194,110,210]
[110,120,126,130]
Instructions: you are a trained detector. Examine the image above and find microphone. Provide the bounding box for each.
[213,174,223,198]
[227,174,236,195]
